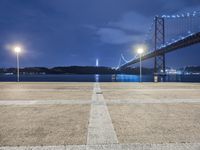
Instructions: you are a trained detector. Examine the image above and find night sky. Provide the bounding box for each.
[0,0,200,68]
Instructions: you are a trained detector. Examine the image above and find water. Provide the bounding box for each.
[0,74,200,82]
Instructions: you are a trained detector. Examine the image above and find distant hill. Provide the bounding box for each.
[0,66,154,75]
[183,66,200,73]
[2,66,199,75]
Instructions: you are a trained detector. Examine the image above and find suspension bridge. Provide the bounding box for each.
[117,11,200,77]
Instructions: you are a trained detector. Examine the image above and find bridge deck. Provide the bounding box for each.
[120,32,200,69]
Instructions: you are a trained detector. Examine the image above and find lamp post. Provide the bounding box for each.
[14,47,21,82]
[137,48,144,82]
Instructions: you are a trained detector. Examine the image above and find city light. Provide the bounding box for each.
[161,11,200,19]
[96,58,99,67]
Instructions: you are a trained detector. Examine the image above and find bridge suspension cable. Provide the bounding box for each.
[118,10,200,73]
[117,53,139,69]
[142,10,200,54]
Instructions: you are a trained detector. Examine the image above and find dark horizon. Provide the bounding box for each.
[2,64,200,69]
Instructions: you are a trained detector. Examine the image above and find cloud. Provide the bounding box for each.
[83,24,98,30]
[96,28,143,44]
[108,12,151,32]
[94,11,150,45]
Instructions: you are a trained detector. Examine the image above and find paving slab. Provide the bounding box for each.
[0,82,93,90]
[108,103,200,144]
[100,83,200,100]
[0,105,90,146]
[100,82,200,90]
[0,82,93,100]
[0,91,92,100]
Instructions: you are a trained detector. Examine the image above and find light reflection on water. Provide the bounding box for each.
[95,74,99,82]
[116,74,143,82]
[0,74,200,82]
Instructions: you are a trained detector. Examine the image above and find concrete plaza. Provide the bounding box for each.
[0,82,200,150]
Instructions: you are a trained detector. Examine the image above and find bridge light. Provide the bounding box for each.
[172,15,176,18]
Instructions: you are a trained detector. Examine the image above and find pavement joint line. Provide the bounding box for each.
[1,143,200,150]
[106,99,200,104]
[0,100,91,105]
[0,98,200,105]
[101,89,200,91]
[0,89,92,92]
[86,83,118,145]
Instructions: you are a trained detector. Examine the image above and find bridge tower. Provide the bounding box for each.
[154,16,166,79]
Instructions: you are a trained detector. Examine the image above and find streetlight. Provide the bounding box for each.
[137,48,144,82]
[13,47,21,82]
